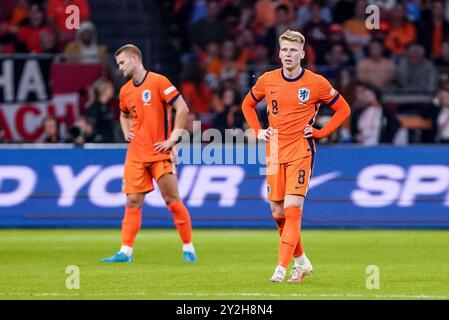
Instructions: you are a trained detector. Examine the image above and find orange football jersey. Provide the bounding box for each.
[119,71,180,162]
[250,68,339,163]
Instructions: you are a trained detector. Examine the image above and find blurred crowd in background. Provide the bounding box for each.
[1,0,449,145]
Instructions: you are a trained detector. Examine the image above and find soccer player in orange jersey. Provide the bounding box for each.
[242,30,351,282]
[101,44,196,263]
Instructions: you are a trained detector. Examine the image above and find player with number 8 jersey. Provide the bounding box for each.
[242,30,351,283]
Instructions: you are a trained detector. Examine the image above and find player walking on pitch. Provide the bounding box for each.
[242,30,351,282]
[102,44,196,263]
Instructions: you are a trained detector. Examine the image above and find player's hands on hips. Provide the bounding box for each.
[304,125,313,138]
[154,139,176,153]
[304,125,325,139]
[124,128,135,142]
[257,127,274,142]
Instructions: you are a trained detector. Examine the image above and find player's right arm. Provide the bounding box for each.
[120,111,134,142]
[118,87,134,142]
[241,74,274,141]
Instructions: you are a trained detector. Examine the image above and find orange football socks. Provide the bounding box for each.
[275,214,304,258]
[274,217,285,236]
[168,200,192,244]
[278,206,302,268]
[293,231,304,258]
[121,207,142,247]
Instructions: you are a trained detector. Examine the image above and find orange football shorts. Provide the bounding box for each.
[266,156,314,201]
[122,159,176,194]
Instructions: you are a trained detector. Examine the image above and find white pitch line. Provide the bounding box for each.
[0,292,448,299]
[167,292,449,299]
[0,293,147,297]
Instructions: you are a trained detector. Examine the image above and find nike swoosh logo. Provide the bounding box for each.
[262,171,341,202]
[293,171,339,189]
[309,171,341,189]
[271,90,279,94]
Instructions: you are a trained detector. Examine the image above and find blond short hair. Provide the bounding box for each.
[114,44,142,61]
[279,30,305,46]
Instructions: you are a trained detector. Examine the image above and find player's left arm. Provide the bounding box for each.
[305,77,351,139]
[154,96,188,152]
[154,77,189,152]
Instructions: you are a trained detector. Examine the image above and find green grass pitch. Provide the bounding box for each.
[0,229,448,300]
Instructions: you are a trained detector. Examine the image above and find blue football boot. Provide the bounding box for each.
[183,250,196,263]
[101,252,133,263]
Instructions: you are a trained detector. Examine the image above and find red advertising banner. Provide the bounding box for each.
[0,93,80,142]
[0,56,101,142]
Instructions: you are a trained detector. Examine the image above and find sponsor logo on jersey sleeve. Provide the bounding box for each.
[164,86,176,95]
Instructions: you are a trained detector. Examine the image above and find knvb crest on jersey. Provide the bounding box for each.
[142,90,151,105]
[298,88,310,103]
